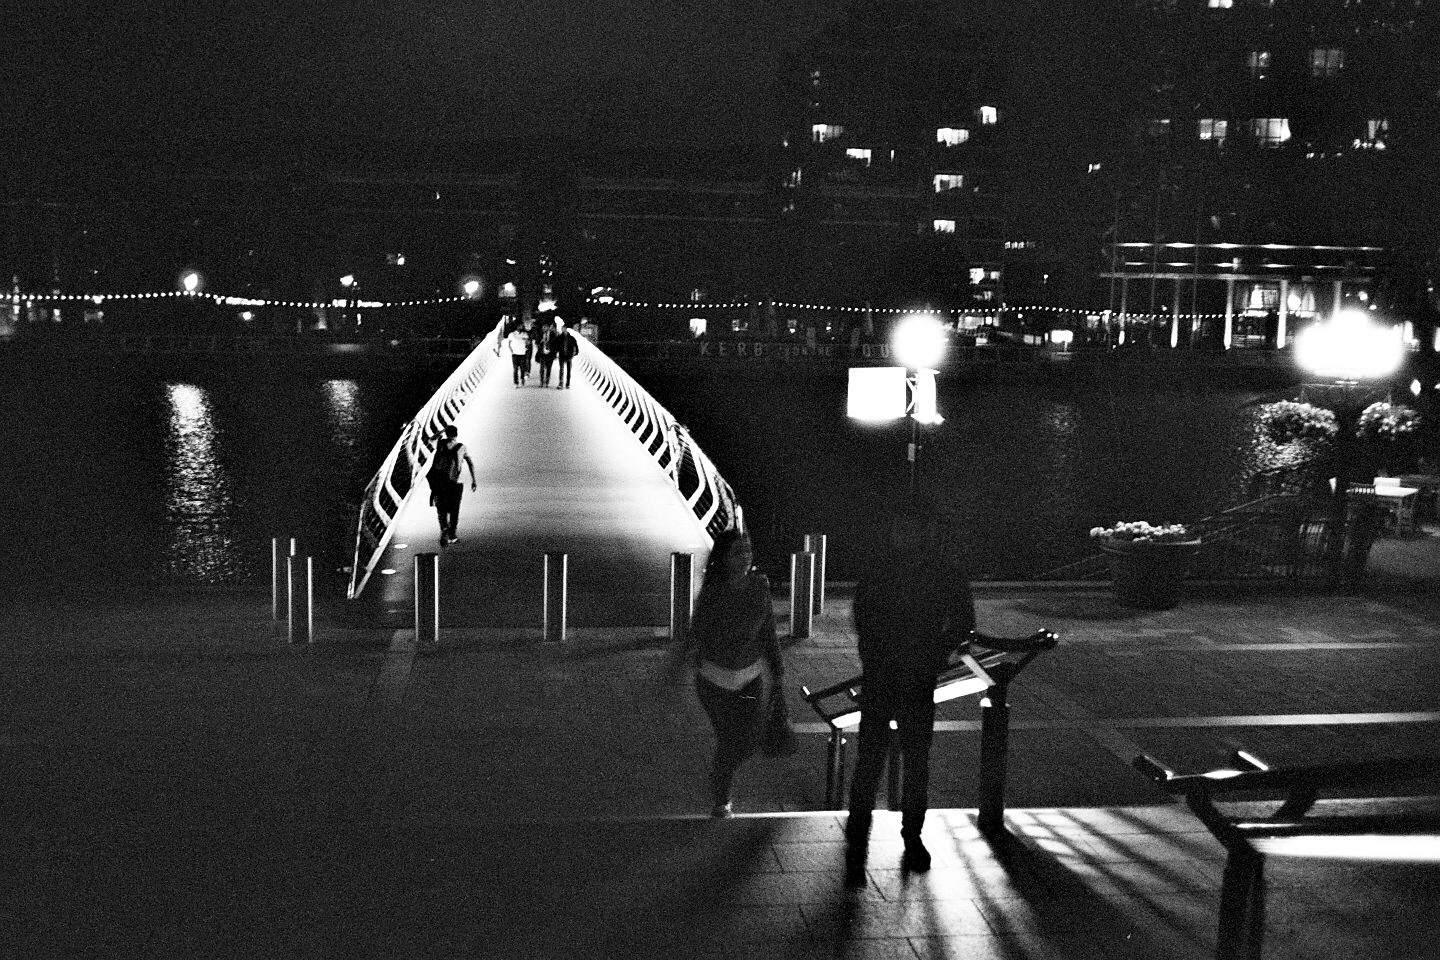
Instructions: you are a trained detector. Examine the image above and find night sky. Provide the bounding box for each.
[13,0,846,156]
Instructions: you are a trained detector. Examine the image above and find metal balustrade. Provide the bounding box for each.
[576,334,743,541]
[346,320,506,599]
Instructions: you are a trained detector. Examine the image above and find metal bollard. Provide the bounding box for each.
[543,551,568,642]
[670,551,694,642]
[789,550,815,639]
[287,555,314,644]
[415,552,440,649]
[271,536,296,621]
[803,533,827,615]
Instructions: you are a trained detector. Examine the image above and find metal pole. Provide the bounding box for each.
[885,724,902,811]
[415,552,439,649]
[287,555,314,644]
[543,551,568,642]
[789,550,814,639]
[826,730,847,808]
[977,673,1014,835]
[803,533,827,615]
[271,536,295,621]
[669,551,693,642]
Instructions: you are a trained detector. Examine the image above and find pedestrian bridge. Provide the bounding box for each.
[347,321,742,627]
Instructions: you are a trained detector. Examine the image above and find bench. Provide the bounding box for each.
[1134,749,1440,960]
[801,627,1058,834]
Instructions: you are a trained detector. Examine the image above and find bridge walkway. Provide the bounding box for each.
[365,362,712,628]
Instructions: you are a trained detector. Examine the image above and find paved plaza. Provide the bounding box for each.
[4,534,1440,958]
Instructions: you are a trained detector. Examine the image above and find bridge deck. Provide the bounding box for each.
[367,364,712,628]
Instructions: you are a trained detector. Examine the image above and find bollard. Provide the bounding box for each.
[670,551,694,642]
[271,536,296,621]
[287,555,314,644]
[415,552,440,649]
[803,533,827,615]
[789,550,814,639]
[543,551,568,642]
[976,669,1016,835]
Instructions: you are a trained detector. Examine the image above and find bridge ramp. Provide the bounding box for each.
[370,365,712,627]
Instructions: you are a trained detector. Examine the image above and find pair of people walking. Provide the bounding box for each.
[678,505,973,884]
[532,317,578,388]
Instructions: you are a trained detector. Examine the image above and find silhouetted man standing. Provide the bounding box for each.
[846,500,975,879]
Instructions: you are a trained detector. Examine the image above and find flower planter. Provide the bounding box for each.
[1097,539,1202,610]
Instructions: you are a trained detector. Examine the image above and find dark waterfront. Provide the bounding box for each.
[0,351,1300,597]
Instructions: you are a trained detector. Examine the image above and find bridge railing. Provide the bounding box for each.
[346,321,506,599]
[575,334,743,542]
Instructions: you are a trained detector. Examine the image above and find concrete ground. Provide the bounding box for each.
[4,531,1440,958]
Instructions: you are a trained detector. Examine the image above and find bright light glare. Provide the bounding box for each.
[1294,309,1403,381]
[180,271,201,293]
[462,279,481,297]
[340,274,356,288]
[847,367,907,421]
[913,368,944,425]
[893,313,948,369]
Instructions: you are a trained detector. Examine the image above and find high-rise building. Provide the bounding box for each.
[1101,0,1440,349]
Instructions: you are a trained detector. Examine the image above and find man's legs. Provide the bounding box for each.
[896,696,938,870]
[558,358,571,387]
[844,699,895,880]
[511,355,523,385]
[435,484,462,542]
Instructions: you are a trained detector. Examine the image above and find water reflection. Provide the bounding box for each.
[164,382,235,581]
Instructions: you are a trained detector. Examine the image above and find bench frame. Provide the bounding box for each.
[1134,749,1440,960]
[802,628,1057,834]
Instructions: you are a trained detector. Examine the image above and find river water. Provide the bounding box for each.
[0,352,1297,598]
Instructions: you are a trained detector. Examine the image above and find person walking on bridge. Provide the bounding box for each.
[427,425,477,546]
[536,316,560,387]
[845,499,975,880]
[506,325,531,386]
[554,323,579,388]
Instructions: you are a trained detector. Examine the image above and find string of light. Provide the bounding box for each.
[7,288,1235,322]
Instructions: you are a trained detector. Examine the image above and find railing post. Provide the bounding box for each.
[415,552,440,649]
[789,551,814,639]
[544,551,568,642]
[886,721,902,811]
[977,670,1015,835]
[803,533,827,615]
[272,536,296,621]
[287,555,314,644]
[670,551,693,642]
[826,729,847,808]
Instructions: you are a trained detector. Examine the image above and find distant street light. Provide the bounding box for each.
[1295,308,1404,588]
[180,270,202,294]
[340,274,359,330]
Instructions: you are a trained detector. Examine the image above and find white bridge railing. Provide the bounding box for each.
[576,334,743,542]
[346,321,505,599]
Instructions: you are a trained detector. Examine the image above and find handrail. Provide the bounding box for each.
[346,320,506,599]
[574,333,743,542]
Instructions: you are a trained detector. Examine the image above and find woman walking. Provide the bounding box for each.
[684,528,784,818]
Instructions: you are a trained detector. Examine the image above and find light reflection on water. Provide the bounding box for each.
[164,382,236,582]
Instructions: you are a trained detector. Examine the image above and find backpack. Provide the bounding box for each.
[428,439,462,484]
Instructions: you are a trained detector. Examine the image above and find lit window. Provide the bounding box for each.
[1310,48,1344,77]
[811,123,844,143]
[933,219,956,233]
[1087,162,1102,173]
[1247,51,1271,79]
[1148,118,1172,138]
[1250,117,1291,147]
[781,199,796,214]
[1355,118,1389,150]
[845,147,872,167]
[810,69,822,88]
[1197,118,1228,143]
[933,173,965,192]
[969,267,986,284]
[937,127,970,146]
[784,168,802,188]
[977,106,999,125]
[1208,0,1233,7]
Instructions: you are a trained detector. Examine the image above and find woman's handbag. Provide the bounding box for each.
[761,690,799,758]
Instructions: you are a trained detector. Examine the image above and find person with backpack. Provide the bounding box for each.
[535,317,561,387]
[427,425,477,546]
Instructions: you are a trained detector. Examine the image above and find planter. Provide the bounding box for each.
[1097,539,1203,610]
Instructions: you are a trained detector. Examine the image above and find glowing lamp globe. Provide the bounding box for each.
[180,271,202,294]
[893,313,948,369]
[1295,309,1403,381]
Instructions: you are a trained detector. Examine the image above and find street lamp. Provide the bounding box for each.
[847,312,948,494]
[340,273,359,330]
[1295,308,1404,586]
